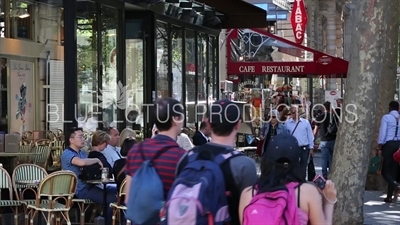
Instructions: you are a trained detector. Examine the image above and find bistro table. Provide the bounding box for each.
[86,179,115,222]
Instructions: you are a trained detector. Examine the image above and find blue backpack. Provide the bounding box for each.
[126,145,170,225]
[161,147,241,225]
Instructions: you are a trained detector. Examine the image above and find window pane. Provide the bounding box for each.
[76,1,98,132]
[126,21,144,131]
[8,0,33,39]
[101,6,118,127]
[197,33,207,123]
[0,0,6,38]
[171,26,183,102]
[156,21,169,99]
[209,36,215,101]
[185,29,195,127]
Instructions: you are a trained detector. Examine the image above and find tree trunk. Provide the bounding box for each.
[365,0,400,191]
[330,0,398,224]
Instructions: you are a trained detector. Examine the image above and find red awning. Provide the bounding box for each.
[226,28,348,78]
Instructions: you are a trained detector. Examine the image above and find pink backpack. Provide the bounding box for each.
[243,182,301,225]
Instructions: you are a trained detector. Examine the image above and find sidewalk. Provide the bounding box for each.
[364,191,400,225]
[312,153,400,224]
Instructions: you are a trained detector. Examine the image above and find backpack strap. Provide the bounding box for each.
[187,144,243,165]
[139,143,172,162]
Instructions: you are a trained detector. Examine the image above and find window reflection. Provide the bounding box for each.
[197,33,207,122]
[185,29,195,127]
[76,1,98,132]
[101,6,118,128]
[126,37,143,130]
[171,26,182,102]
[208,36,215,102]
[156,22,169,99]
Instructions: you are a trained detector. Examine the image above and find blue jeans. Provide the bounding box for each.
[77,185,120,225]
[320,140,335,177]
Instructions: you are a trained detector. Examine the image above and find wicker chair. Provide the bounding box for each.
[110,178,131,225]
[0,167,22,225]
[26,170,77,225]
[12,164,49,225]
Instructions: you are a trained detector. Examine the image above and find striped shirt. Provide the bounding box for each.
[126,134,185,197]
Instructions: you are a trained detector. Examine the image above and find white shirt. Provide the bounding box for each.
[102,144,122,167]
[176,133,194,151]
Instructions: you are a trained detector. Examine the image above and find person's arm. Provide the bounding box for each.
[307,120,315,149]
[182,135,194,151]
[378,116,388,145]
[238,187,253,225]
[71,157,102,168]
[305,182,336,225]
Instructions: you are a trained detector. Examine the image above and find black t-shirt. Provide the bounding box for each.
[113,158,126,191]
[316,113,337,141]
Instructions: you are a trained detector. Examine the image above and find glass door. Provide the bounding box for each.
[76,1,120,130]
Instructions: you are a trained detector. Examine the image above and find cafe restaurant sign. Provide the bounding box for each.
[291,0,308,44]
[234,64,307,74]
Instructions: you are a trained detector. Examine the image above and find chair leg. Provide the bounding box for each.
[13,207,19,225]
[29,210,38,225]
[111,208,117,225]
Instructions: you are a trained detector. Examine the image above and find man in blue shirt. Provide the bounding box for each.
[284,105,314,179]
[61,127,116,225]
[378,101,400,203]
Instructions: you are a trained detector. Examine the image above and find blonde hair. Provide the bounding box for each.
[119,128,136,146]
[91,130,111,147]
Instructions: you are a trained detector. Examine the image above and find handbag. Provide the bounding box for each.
[368,156,383,174]
[79,163,102,181]
[307,156,316,181]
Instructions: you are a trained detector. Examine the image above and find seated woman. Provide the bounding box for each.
[88,130,117,194]
[113,138,137,191]
[239,134,337,225]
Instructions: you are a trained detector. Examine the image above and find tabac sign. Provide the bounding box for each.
[291,0,308,44]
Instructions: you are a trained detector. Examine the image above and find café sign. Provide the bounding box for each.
[291,0,308,44]
[238,65,306,73]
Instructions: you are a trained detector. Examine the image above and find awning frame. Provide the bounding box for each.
[226,28,349,78]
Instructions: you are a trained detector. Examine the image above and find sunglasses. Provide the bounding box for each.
[271,116,277,119]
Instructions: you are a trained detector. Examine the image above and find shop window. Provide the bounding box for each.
[0,58,6,131]
[171,26,183,103]
[7,0,33,39]
[76,0,98,132]
[35,1,64,45]
[156,21,169,99]
[185,29,196,127]
[126,19,144,131]
[208,36,215,101]
[196,33,207,123]
[101,6,118,127]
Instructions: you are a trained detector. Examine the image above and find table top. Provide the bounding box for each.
[16,180,41,186]
[0,152,41,157]
[85,179,115,184]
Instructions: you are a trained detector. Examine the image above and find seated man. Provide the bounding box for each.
[61,127,116,225]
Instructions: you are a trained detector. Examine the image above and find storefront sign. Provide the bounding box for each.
[9,60,34,134]
[291,0,308,44]
[238,65,305,73]
[238,80,257,90]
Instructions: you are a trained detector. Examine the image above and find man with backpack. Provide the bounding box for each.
[313,101,338,179]
[164,99,258,225]
[124,97,186,224]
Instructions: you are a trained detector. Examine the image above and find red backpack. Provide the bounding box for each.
[243,182,301,225]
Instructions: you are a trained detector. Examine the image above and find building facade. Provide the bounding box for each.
[0,0,267,137]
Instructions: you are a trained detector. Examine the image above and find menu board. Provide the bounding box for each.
[9,60,34,134]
